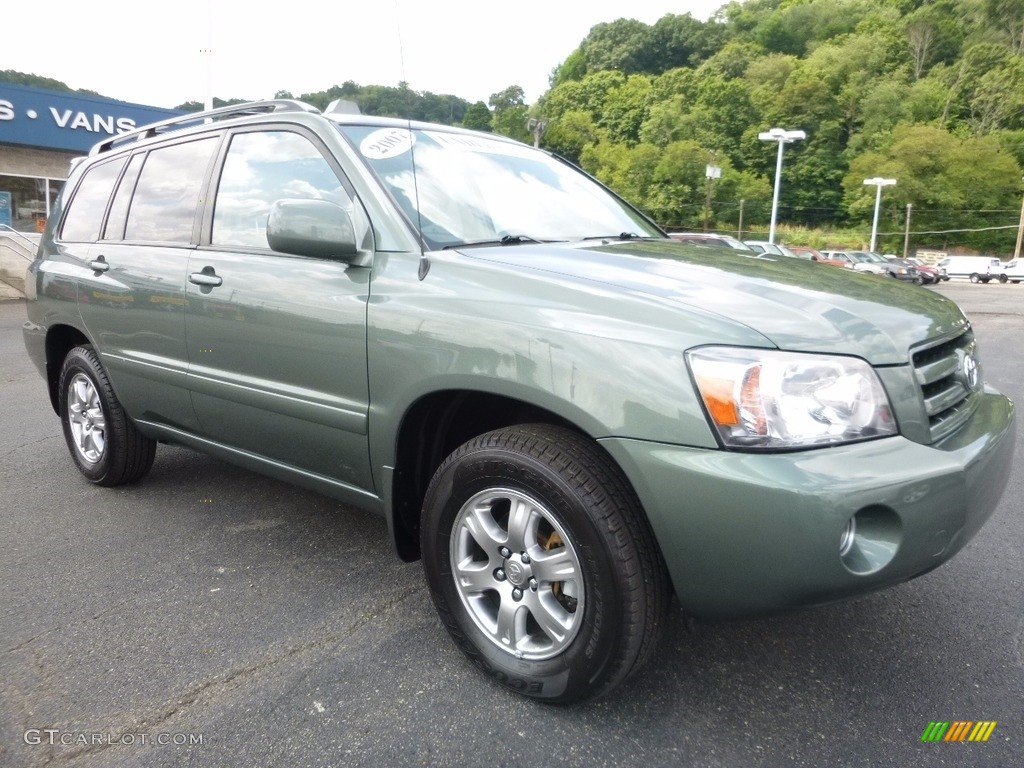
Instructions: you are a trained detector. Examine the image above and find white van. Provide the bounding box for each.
[994,259,1024,283]
[935,255,1001,282]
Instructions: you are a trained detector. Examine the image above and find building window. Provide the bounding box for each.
[0,174,64,233]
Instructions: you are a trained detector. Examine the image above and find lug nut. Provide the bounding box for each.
[529,578,538,591]
[499,547,512,559]
[511,588,524,601]
[494,568,507,582]
[521,553,530,564]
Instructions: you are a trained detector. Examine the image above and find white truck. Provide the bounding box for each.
[934,255,1001,282]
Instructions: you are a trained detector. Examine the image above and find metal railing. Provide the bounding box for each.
[0,224,39,261]
[0,225,39,296]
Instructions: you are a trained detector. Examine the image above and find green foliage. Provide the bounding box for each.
[462,102,492,132]
[535,0,1024,252]
[0,70,77,92]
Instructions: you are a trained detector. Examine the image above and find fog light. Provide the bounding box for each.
[839,516,856,557]
[840,506,902,575]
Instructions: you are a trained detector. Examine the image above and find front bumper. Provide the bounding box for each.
[601,389,1015,619]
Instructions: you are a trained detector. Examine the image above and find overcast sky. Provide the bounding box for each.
[2,1,726,109]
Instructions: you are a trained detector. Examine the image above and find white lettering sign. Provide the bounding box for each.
[48,107,136,135]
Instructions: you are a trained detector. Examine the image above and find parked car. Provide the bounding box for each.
[22,99,1015,704]
[743,240,807,259]
[667,232,755,252]
[788,245,828,261]
[821,250,886,275]
[873,253,924,284]
[811,249,856,269]
[935,255,1001,282]
[852,251,922,283]
[904,257,941,284]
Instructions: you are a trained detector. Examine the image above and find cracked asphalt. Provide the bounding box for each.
[1,282,1022,768]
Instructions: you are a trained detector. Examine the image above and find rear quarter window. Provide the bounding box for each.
[59,158,127,242]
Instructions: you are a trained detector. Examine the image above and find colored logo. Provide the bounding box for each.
[921,721,997,742]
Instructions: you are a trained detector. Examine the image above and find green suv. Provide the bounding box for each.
[22,100,1015,703]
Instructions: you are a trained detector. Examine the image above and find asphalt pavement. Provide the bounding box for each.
[1,280,1021,768]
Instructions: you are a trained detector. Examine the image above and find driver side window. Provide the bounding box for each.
[212,131,351,249]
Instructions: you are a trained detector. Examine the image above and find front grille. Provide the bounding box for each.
[911,330,981,443]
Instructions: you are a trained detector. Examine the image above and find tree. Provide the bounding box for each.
[462,101,492,131]
[844,123,1023,251]
[580,18,654,74]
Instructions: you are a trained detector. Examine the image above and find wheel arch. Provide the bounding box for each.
[44,324,91,414]
[388,390,586,562]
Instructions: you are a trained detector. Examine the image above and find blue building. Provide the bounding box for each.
[0,83,181,232]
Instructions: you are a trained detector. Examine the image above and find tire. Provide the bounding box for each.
[969,273,980,283]
[58,345,156,486]
[913,275,924,285]
[421,424,668,703]
[999,274,1008,283]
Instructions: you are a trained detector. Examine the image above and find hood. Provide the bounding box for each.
[460,239,968,365]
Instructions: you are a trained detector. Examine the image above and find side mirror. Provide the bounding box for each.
[267,199,371,265]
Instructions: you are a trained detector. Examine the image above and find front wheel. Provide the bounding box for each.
[58,346,156,486]
[970,273,981,283]
[421,424,668,703]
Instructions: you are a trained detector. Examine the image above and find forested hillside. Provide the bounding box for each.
[530,0,1024,253]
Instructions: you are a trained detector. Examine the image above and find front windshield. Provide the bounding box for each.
[337,124,662,250]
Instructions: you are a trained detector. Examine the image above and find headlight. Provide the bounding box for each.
[687,347,897,450]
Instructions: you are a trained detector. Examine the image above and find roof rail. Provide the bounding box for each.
[89,99,321,156]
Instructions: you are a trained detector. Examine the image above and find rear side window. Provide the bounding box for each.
[212,130,349,249]
[59,158,127,242]
[102,154,144,240]
[126,137,218,243]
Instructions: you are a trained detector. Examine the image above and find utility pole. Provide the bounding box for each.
[1015,187,1024,260]
[704,154,721,233]
[737,199,745,241]
[903,203,912,258]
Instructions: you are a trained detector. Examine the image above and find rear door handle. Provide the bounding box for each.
[189,270,223,287]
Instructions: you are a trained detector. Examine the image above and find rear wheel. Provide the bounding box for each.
[421,424,668,703]
[970,273,981,283]
[58,346,156,486]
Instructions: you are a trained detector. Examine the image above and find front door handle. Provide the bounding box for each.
[189,270,223,287]
[88,256,109,272]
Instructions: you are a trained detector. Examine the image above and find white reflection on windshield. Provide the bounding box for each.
[341,125,659,249]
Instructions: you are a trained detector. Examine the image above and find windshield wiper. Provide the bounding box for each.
[442,234,549,250]
[581,232,650,241]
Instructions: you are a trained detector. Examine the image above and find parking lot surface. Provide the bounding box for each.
[1,280,1021,767]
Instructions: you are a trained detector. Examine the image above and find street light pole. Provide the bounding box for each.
[758,128,806,244]
[864,177,897,252]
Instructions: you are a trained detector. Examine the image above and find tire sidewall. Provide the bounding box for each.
[59,348,114,483]
[422,446,624,702]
